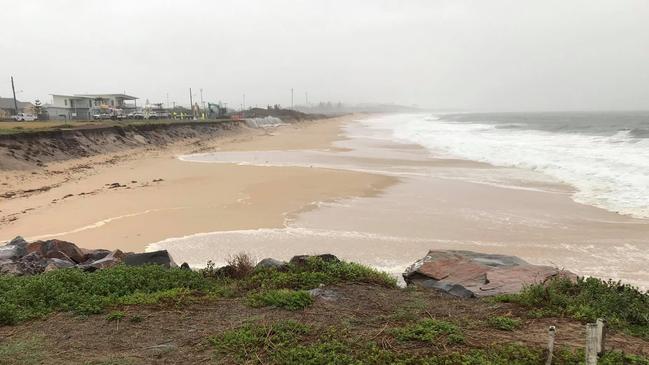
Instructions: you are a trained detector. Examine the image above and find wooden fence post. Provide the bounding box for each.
[545,325,556,365]
[586,323,599,365]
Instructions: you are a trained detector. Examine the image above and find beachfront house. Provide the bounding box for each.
[45,93,138,120]
[0,97,34,119]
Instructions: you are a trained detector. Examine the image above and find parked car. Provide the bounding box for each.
[128,112,144,119]
[92,113,111,120]
[12,113,37,121]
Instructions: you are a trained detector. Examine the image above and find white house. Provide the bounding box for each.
[45,93,138,120]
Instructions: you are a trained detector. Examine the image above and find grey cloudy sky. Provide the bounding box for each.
[1,0,648,111]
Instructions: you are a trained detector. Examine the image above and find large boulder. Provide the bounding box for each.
[16,252,48,275]
[81,249,112,262]
[0,259,21,275]
[403,250,575,298]
[26,239,85,264]
[0,236,29,260]
[0,245,19,261]
[124,250,177,268]
[44,258,76,272]
[289,254,340,267]
[80,250,126,271]
[255,258,287,270]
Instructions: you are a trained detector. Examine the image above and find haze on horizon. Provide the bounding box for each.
[1,0,648,112]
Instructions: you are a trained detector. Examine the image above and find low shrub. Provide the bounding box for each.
[209,322,649,365]
[487,316,522,331]
[210,320,310,363]
[390,319,465,345]
[242,256,397,291]
[0,337,45,365]
[247,289,314,310]
[0,265,220,324]
[494,277,649,339]
[105,311,126,321]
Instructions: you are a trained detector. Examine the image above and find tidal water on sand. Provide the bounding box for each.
[152,114,649,289]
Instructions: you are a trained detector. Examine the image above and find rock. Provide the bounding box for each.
[44,258,75,272]
[0,236,28,260]
[403,250,576,298]
[8,236,28,254]
[27,239,85,264]
[0,245,19,261]
[80,250,126,271]
[0,259,21,275]
[308,287,341,301]
[47,250,76,262]
[212,265,236,277]
[255,258,287,270]
[289,254,340,267]
[17,252,48,275]
[82,249,112,262]
[124,250,177,268]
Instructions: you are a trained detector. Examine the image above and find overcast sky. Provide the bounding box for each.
[1,0,648,111]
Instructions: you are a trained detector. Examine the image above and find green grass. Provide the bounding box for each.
[209,320,649,365]
[105,311,126,321]
[0,265,221,325]
[210,320,310,363]
[239,256,397,291]
[247,289,314,310]
[494,276,649,339]
[390,319,465,345]
[0,337,46,365]
[487,316,522,331]
[0,257,395,325]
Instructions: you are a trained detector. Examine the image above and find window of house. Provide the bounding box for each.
[64,99,68,106]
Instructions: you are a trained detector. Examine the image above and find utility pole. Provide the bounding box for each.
[200,88,204,119]
[11,76,18,115]
[291,88,294,110]
[189,88,195,120]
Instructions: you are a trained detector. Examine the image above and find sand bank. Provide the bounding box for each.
[0,115,396,251]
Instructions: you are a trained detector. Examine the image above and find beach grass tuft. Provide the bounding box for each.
[494,276,649,339]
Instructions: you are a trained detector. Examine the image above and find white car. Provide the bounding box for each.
[12,113,37,121]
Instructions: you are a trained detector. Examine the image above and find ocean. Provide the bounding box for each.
[368,112,649,218]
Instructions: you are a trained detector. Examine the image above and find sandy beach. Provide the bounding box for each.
[2,114,649,288]
[0,115,396,251]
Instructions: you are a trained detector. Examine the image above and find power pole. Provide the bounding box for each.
[200,88,204,119]
[291,88,294,110]
[189,88,195,120]
[11,76,18,115]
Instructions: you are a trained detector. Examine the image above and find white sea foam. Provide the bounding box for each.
[365,114,649,218]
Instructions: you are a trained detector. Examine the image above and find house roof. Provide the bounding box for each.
[50,93,139,100]
[74,93,138,100]
[0,97,33,110]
